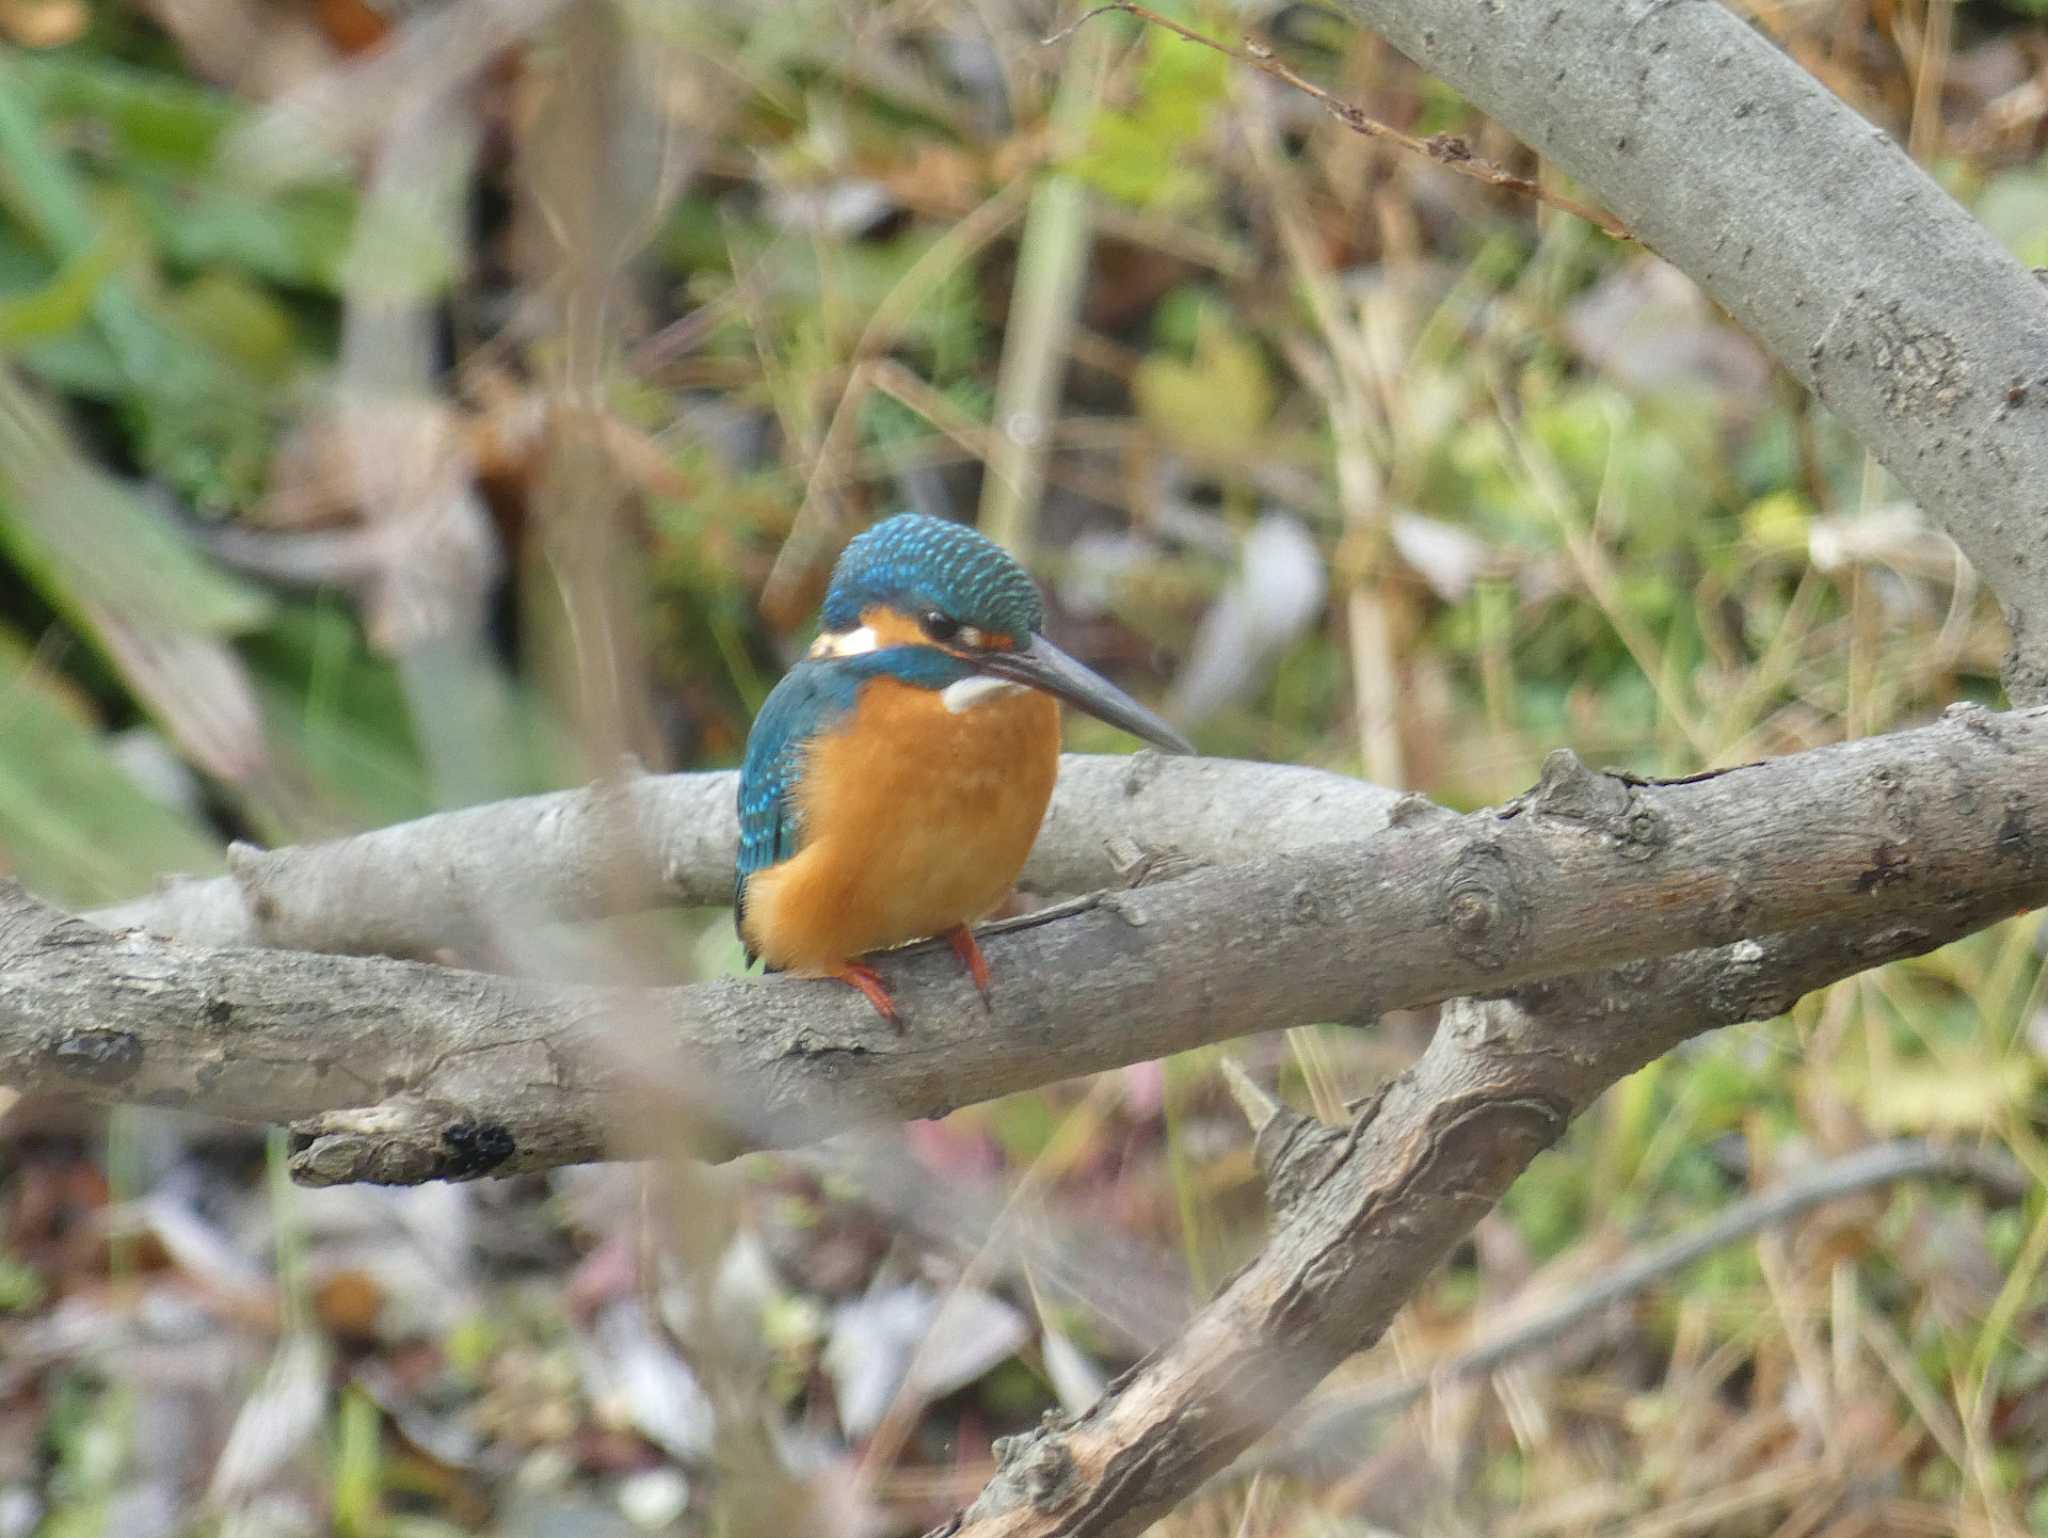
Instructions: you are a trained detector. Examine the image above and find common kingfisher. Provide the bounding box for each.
[735,513,1193,1021]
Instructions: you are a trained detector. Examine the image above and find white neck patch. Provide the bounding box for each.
[809,625,879,659]
[940,675,1027,714]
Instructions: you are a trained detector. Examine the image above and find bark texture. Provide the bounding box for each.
[90,755,1400,956]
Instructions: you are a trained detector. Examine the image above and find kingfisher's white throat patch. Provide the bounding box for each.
[941,675,1027,714]
[809,626,879,659]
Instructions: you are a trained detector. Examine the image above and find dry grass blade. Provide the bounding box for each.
[760,176,1035,621]
[1254,1139,2028,1474]
[977,23,1108,561]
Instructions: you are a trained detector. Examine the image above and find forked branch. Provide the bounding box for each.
[6,710,2044,1536]
[936,892,2031,1538]
[3,704,2043,1194]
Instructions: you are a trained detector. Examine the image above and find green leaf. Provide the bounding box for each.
[331,1387,385,1538]
[6,49,240,172]
[0,58,99,251]
[159,268,299,380]
[0,1254,44,1313]
[0,626,223,905]
[1133,313,1274,459]
[135,173,356,291]
[0,68,281,509]
[239,598,438,828]
[1070,26,1228,210]
[0,366,271,636]
[0,224,123,348]
[1742,489,1814,557]
[1977,164,2048,269]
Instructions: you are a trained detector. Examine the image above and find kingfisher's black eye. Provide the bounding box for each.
[920,610,961,643]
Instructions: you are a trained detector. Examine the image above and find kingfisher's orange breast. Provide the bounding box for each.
[738,678,1061,976]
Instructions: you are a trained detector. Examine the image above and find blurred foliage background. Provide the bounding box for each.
[2,0,2048,1534]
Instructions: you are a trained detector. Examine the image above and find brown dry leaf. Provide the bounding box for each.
[1166,514,1326,727]
[1564,257,1770,405]
[85,607,272,788]
[1893,1200,2005,1337]
[1040,1324,1107,1416]
[822,1281,1029,1440]
[868,143,987,217]
[0,0,84,47]
[123,1195,276,1327]
[1851,1056,2037,1134]
[224,0,567,185]
[1390,512,1494,602]
[314,0,392,54]
[573,1298,716,1464]
[564,1230,640,1319]
[315,1269,385,1343]
[222,400,503,654]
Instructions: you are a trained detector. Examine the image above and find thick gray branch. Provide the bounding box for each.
[8,703,2046,1188]
[937,881,2029,1538]
[89,755,1398,956]
[1335,0,2048,702]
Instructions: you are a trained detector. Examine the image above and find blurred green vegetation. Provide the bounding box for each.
[0,0,2046,1534]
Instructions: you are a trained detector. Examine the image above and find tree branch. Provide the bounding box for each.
[1327,0,2048,704]
[6,703,2045,1189]
[87,755,1401,956]
[11,10,2039,1537]
[918,11,2048,1519]
[14,707,2046,1532]
[933,889,2030,1538]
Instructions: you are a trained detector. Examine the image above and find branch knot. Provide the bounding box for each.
[1439,843,1526,970]
[1531,749,1670,859]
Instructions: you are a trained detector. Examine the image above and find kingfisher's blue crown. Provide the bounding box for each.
[820,513,1044,639]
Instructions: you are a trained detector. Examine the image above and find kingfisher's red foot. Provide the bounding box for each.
[833,962,899,1024]
[945,925,992,1004]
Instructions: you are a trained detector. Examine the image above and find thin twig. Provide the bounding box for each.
[1247,1138,2028,1473]
[1047,3,1635,241]
[759,177,1034,622]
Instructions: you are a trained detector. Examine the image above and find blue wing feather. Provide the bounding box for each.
[734,661,860,967]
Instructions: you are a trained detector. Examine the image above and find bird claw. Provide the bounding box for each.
[945,925,993,1008]
[833,931,988,1027]
[835,962,901,1026]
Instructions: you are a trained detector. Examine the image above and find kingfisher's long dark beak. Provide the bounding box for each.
[978,633,1194,754]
